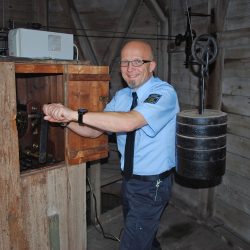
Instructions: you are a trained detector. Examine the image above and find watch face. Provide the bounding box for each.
[78,108,88,114]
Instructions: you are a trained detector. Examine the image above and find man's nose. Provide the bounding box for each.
[127,62,134,71]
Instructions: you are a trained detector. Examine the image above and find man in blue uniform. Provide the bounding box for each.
[43,40,179,250]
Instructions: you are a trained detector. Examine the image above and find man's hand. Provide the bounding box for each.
[43,103,76,123]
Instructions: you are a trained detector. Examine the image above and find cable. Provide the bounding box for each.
[185,0,194,44]
[73,43,79,61]
[87,177,120,242]
[45,25,177,39]
[5,20,176,40]
[74,34,174,41]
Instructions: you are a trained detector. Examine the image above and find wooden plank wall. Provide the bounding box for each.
[170,0,250,244]
[21,164,87,250]
[1,0,33,26]
[213,0,250,243]
[48,0,163,96]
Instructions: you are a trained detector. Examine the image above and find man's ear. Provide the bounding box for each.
[149,61,156,72]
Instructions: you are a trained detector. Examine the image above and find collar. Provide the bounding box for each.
[130,76,155,101]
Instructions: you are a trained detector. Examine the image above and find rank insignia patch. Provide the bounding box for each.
[144,94,162,104]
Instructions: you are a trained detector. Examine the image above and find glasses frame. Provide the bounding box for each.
[119,59,152,67]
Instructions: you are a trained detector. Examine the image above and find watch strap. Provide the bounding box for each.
[78,108,88,125]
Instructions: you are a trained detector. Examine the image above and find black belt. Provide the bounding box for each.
[121,168,174,182]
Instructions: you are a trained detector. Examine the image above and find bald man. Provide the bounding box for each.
[43,40,179,250]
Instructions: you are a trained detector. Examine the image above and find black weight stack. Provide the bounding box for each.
[176,109,227,188]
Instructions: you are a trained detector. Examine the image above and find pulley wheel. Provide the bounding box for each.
[191,34,218,65]
[176,109,227,187]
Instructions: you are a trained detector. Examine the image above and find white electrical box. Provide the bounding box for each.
[8,28,74,60]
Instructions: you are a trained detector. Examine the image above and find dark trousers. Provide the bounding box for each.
[120,174,173,250]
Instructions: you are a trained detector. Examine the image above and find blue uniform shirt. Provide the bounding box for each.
[104,76,180,175]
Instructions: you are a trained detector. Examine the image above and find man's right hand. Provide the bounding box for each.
[43,103,77,123]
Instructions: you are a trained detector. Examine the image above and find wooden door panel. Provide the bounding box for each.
[66,72,110,164]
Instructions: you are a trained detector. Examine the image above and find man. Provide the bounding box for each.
[43,40,179,250]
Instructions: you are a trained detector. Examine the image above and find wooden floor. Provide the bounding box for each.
[87,201,250,250]
[87,145,250,250]
[87,176,250,250]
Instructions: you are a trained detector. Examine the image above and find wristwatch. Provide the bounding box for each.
[78,108,88,125]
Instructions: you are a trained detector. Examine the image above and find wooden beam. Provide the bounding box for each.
[15,63,64,73]
[206,0,230,109]
[144,0,169,80]
[201,0,230,220]
[214,0,231,32]
[101,0,143,68]
[58,0,98,64]
[32,0,48,28]
[167,0,173,83]
[206,48,225,109]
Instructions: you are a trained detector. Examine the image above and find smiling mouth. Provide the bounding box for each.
[128,75,138,78]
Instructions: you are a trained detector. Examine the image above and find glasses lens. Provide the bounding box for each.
[120,59,147,67]
[120,61,128,67]
[131,59,143,67]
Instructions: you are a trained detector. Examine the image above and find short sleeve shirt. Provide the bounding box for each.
[104,76,180,175]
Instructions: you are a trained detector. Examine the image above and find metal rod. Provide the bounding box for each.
[199,65,205,114]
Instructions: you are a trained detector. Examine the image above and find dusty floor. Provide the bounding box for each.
[87,199,250,250]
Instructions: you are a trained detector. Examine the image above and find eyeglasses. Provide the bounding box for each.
[119,59,152,67]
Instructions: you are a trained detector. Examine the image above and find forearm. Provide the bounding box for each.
[43,103,146,133]
[73,110,146,132]
[67,122,104,138]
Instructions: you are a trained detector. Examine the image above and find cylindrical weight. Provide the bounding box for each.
[176,109,227,185]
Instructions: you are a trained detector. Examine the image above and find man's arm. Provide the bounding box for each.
[66,122,104,138]
[73,110,146,132]
[43,103,147,134]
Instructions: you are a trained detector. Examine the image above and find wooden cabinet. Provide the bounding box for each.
[14,62,109,167]
[0,61,109,249]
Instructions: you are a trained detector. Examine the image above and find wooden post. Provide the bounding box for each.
[144,0,169,80]
[202,0,229,219]
[88,161,102,224]
[207,0,230,109]
[0,62,28,249]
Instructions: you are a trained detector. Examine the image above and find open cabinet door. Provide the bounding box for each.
[65,65,110,165]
